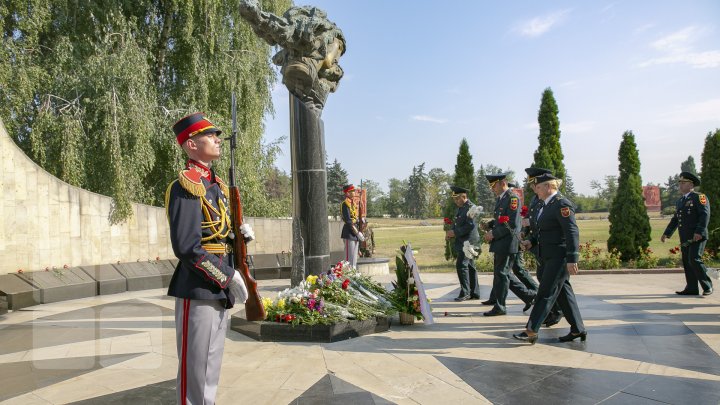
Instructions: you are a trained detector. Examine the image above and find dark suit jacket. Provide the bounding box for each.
[453,200,480,253]
[529,193,580,263]
[489,190,521,254]
[663,191,711,242]
[525,195,542,256]
[340,198,359,241]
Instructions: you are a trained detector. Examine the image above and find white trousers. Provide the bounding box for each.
[175,298,228,405]
[344,239,359,269]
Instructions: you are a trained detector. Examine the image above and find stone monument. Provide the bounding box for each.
[239,0,345,284]
[642,185,661,212]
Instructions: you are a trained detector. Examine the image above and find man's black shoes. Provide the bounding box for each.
[481,300,496,305]
[676,290,698,295]
[454,295,471,302]
[483,309,506,317]
[703,289,713,296]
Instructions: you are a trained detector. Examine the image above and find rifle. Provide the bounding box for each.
[228,93,266,321]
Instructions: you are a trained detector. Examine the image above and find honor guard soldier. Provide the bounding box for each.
[341,184,364,269]
[446,185,481,301]
[483,173,536,316]
[661,171,713,296]
[166,112,254,404]
[514,172,587,344]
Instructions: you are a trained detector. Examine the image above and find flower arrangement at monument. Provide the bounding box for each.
[262,261,396,326]
[392,246,431,321]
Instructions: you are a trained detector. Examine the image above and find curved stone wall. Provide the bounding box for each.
[0,118,343,275]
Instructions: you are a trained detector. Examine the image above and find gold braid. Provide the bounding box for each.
[200,195,231,242]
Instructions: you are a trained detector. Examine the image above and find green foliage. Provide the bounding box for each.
[326,158,349,216]
[0,0,292,223]
[405,163,428,219]
[361,179,385,217]
[528,87,566,201]
[427,168,451,218]
[608,131,651,261]
[444,138,476,218]
[383,178,408,218]
[476,165,497,216]
[701,129,720,252]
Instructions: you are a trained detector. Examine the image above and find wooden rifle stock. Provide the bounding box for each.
[229,185,266,321]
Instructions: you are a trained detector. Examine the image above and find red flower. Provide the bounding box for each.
[342,279,350,290]
[520,206,529,218]
[443,217,452,225]
[17,269,23,274]
[498,216,510,224]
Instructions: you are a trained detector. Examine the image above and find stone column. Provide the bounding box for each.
[290,93,329,278]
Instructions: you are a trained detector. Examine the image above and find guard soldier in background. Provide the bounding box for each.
[661,171,713,296]
[166,112,254,404]
[341,184,364,268]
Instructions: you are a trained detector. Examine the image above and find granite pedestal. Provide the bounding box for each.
[0,274,39,310]
[112,262,165,291]
[80,264,127,295]
[231,310,390,343]
[16,267,96,304]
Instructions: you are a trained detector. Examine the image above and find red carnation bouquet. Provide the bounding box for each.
[443,217,456,261]
[520,205,529,218]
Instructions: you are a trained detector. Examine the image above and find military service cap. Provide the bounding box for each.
[525,167,552,184]
[485,173,509,186]
[450,185,469,197]
[534,173,559,184]
[342,184,355,193]
[679,171,700,186]
[173,113,222,145]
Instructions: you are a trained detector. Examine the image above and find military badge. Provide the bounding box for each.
[510,197,518,211]
[561,207,571,217]
[700,194,707,205]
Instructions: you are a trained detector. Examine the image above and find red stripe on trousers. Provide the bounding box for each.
[181,298,190,404]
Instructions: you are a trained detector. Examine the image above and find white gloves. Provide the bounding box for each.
[357,232,366,242]
[239,223,255,242]
[229,270,248,304]
[462,240,479,258]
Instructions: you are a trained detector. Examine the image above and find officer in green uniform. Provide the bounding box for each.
[514,173,587,344]
[446,186,481,301]
[524,167,563,327]
[483,173,536,316]
[661,171,713,296]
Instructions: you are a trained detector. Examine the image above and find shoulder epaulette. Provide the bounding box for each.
[215,175,230,198]
[178,169,206,197]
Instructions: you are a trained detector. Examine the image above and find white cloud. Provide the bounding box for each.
[523,122,539,131]
[638,26,720,69]
[562,121,596,134]
[514,10,571,38]
[658,98,720,125]
[634,23,655,34]
[411,115,447,124]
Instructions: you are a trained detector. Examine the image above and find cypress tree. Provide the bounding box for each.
[701,129,720,253]
[527,87,567,202]
[444,138,477,218]
[608,131,651,261]
[476,165,496,216]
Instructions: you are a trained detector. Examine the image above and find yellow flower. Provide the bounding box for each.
[306,275,318,285]
[277,299,286,309]
[261,297,273,310]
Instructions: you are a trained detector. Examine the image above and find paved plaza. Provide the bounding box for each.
[1,272,719,404]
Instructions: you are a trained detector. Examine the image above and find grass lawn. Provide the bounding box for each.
[369,215,717,273]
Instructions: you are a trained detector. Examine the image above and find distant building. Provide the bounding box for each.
[642,185,661,212]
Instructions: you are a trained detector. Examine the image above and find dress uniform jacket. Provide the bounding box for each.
[489,190,522,254]
[165,162,237,308]
[522,195,542,257]
[453,200,480,253]
[529,193,580,264]
[663,191,710,242]
[340,198,359,241]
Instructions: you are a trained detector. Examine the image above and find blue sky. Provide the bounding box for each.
[262,1,720,195]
